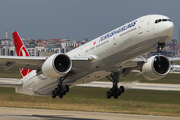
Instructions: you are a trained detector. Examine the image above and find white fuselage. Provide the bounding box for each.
[16,14,174,96]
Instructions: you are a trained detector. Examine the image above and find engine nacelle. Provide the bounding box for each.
[142,55,171,80]
[42,53,72,79]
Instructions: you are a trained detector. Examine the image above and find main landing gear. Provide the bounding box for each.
[51,77,70,99]
[106,71,124,99]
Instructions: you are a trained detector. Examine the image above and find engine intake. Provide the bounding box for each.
[142,55,171,80]
[42,53,72,79]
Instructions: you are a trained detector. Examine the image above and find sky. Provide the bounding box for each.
[0,0,180,41]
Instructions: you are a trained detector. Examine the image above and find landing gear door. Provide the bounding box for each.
[138,21,144,34]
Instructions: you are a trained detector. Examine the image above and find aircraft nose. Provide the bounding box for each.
[160,22,174,37]
[166,22,174,36]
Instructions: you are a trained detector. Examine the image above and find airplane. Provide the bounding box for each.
[171,65,180,71]
[0,14,177,99]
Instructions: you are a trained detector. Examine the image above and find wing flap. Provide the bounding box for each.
[121,57,145,69]
[71,57,92,71]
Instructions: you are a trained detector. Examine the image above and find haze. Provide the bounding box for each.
[0,0,179,41]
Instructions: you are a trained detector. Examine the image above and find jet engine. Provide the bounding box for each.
[142,55,171,80]
[42,53,72,79]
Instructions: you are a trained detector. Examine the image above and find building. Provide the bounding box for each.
[0,46,15,56]
[0,35,89,56]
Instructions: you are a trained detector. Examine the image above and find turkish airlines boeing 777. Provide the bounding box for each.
[0,14,176,99]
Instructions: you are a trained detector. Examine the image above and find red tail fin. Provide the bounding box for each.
[12,31,32,78]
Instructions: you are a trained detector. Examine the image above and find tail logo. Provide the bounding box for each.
[19,46,28,57]
[18,45,32,78]
[20,68,31,78]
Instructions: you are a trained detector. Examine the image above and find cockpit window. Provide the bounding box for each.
[162,19,167,21]
[155,19,172,23]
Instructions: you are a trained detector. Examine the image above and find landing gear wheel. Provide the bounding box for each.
[59,93,63,98]
[106,91,111,99]
[51,73,71,99]
[51,91,56,98]
[62,90,66,95]
[58,85,62,93]
[120,86,124,93]
[113,87,117,94]
[54,88,59,95]
[117,89,121,96]
[113,94,118,99]
[109,89,113,96]
[65,85,69,92]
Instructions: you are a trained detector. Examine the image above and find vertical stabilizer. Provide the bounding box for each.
[12,31,32,78]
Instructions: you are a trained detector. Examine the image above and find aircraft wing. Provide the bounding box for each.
[0,56,91,71]
[168,58,180,63]
[0,78,22,87]
[0,56,46,70]
[130,57,180,65]
[71,57,92,71]
[121,57,180,71]
[120,57,145,69]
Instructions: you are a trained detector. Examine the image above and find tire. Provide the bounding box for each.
[120,86,125,93]
[62,90,66,95]
[54,88,59,95]
[109,89,113,96]
[113,87,117,94]
[113,94,118,99]
[106,91,111,99]
[58,85,62,93]
[65,85,69,92]
[59,93,63,98]
[51,91,56,98]
[117,90,121,96]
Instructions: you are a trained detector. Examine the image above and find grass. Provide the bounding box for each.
[0,67,180,117]
[0,87,179,117]
[0,66,21,78]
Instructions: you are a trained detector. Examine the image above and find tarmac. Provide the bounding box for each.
[76,81,180,91]
[0,107,179,120]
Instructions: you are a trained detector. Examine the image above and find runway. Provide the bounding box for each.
[0,107,179,120]
[1,75,180,91]
[76,81,180,91]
